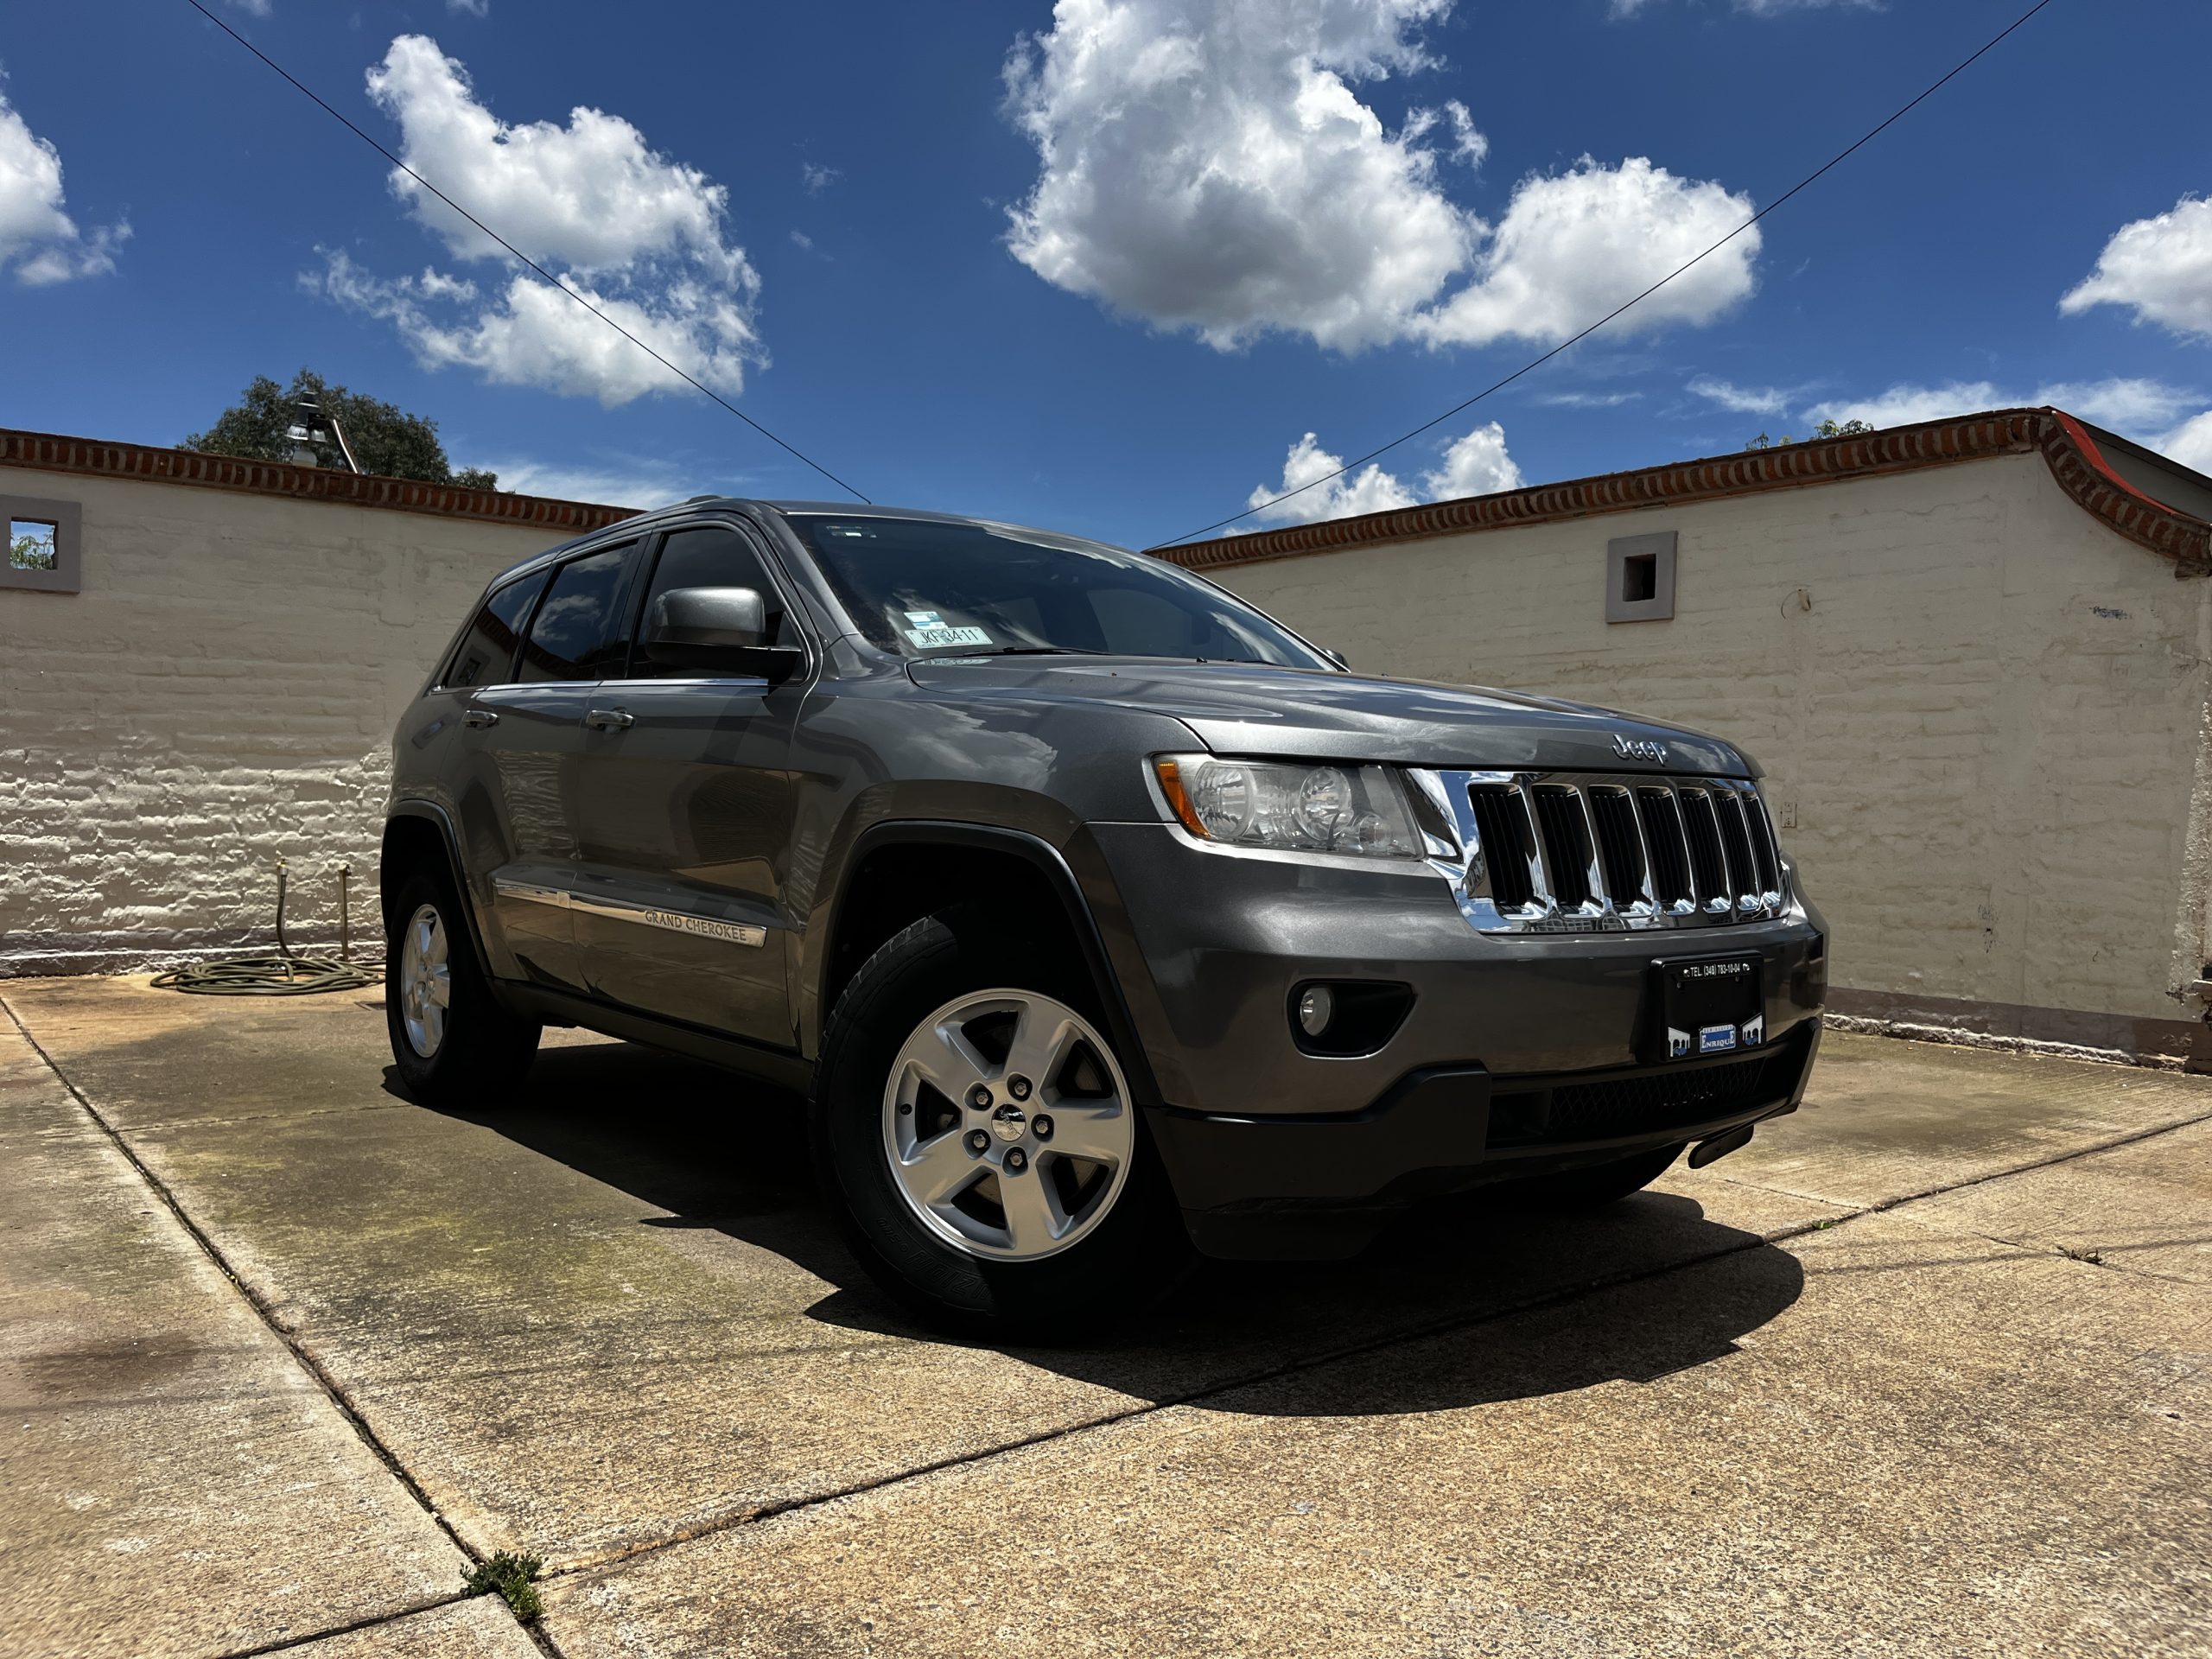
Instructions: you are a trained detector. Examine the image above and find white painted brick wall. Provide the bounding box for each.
[0,465,570,972]
[1212,454,2212,1033]
[5,452,2204,1049]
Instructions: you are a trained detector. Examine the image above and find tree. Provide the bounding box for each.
[185,369,498,490]
[1745,417,1875,451]
[10,525,56,570]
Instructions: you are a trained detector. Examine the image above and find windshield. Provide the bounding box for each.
[785,514,1334,670]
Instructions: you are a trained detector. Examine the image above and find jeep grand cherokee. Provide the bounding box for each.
[381,500,1827,1332]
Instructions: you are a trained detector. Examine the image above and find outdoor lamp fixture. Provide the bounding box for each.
[287,397,362,474]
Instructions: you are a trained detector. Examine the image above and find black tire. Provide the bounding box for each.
[384,868,540,1109]
[810,907,1191,1339]
[1495,1143,1684,1211]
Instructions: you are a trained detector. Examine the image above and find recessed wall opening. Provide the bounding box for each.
[1605,530,1676,623]
[0,494,80,593]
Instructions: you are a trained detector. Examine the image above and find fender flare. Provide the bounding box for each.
[381,800,496,978]
[818,820,1163,1108]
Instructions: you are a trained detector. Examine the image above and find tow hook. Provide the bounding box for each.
[1688,1124,1756,1170]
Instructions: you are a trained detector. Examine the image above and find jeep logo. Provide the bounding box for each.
[1611,732,1669,764]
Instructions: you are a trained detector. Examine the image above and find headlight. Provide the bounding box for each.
[1151,754,1421,858]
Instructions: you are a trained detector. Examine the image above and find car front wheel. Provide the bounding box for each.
[384,870,540,1108]
[811,909,1189,1337]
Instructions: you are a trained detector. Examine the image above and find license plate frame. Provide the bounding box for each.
[1648,954,1764,1063]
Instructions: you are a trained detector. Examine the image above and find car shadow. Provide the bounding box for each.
[394,1038,1806,1417]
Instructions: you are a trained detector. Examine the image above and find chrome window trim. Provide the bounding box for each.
[1407,768,1788,936]
[620,512,820,684]
[491,878,768,947]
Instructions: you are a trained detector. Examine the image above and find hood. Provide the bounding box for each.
[902,658,1752,777]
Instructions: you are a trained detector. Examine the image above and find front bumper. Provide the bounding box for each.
[1147,1019,1820,1258]
[1083,821,1828,1258]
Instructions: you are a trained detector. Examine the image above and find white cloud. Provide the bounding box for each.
[480,454,713,508]
[1248,434,1416,521]
[1404,99,1486,168]
[2158,412,2212,475]
[789,230,813,251]
[1688,374,1791,416]
[1414,157,1758,349]
[1799,376,2197,434]
[224,0,271,15]
[2037,378,2197,430]
[315,35,761,404]
[1001,0,1756,353]
[312,250,757,408]
[2060,194,2212,340]
[1246,421,1523,524]
[1797,380,2002,430]
[800,162,840,194]
[0,84,126,285]
[1427,422,1525,497]
[1538,389,1640,409]
[367,36,745,278]
[448,0,490,14]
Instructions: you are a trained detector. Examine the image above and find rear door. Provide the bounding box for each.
[459,538,643,990]
[570,518,809,1046]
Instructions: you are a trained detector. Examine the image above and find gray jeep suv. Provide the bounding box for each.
[383,499,1827,1331]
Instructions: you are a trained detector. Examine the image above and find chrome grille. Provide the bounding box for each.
[1465,785,1537,911]
[1406,769,1787,934]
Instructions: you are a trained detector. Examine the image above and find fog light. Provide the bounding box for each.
[1296,985,1334,1037]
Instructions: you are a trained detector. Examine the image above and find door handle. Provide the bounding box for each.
[461,708,499,728]
[583,707,634,731]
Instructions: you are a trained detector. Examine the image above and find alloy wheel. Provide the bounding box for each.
[398,902,452,1058]
[880,988,1135,1261]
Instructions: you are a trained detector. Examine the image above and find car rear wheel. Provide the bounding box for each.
[384,870,540,1108]
[812,908,1190,1338]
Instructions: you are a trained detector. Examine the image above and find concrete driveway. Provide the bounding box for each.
[2,977,2206,1658]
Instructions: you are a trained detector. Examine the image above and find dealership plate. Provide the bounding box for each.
[1652,955,1764,1062]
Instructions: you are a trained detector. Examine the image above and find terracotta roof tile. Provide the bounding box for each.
[0,428,639,535]
[1157,408,2212,577]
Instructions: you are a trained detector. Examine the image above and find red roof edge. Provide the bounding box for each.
[1158,408,2212,577]
[0,428,641,536]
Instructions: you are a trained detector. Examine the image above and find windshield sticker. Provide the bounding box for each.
[902,624,993,650]
[903,610,944,627]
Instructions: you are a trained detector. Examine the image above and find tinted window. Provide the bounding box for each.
[442,569,548,689]
[517,544,636,682]
[634,524,795,678]
[786,515,1331,669]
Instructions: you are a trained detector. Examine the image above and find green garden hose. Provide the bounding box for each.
[152,860,382,996]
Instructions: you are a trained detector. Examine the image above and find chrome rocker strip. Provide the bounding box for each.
[493,878,767,947]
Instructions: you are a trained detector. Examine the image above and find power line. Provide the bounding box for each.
[1148,0,2057,550]
[180,0,870,504]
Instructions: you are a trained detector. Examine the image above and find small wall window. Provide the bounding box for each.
[1606,531,1675,623]
[0,495,81,593]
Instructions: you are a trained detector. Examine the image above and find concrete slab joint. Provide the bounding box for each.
[3,975,2209,1657]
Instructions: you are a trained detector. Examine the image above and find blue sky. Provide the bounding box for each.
[2,0,2206,550]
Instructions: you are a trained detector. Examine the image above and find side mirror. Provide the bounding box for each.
[1322,646,1351,671]
[642,587,802,683]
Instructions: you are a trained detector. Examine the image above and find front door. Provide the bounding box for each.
[571,520,807,1047]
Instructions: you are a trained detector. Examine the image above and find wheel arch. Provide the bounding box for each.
[814,822,1162,1107]
[380,802,494,976]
